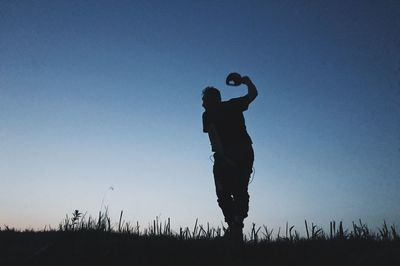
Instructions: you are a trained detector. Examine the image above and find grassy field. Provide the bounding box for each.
[1,210,399,266]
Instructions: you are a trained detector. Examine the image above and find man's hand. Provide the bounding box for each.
[241,76,252,85]
[226,72,242,86]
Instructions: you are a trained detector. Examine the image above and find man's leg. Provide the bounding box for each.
[231,145,254,241]
[235,145,254,219]
[215,180,234,225]
[213,156,235,226]
[233,173,251,226]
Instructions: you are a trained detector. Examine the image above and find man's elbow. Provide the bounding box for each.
[249,90,258,102]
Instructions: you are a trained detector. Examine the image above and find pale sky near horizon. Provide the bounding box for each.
[1,0,399,234]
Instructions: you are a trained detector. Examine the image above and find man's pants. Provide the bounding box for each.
[213,144,254,228]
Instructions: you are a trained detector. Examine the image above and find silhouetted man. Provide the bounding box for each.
[202,73,258,242]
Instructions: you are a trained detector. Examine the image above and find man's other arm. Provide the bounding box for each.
[206,124,224,155]
[206,124,235,165]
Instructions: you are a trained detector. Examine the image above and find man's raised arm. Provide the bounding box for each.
[242,76,258,103]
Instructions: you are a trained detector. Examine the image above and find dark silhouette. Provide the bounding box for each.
[202,73,258,242]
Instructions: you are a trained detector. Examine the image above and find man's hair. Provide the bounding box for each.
[202,87,221,102]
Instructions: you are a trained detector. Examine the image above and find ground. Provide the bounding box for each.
[1,230,399,266]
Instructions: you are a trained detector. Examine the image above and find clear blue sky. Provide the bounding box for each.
[1,0,399,234]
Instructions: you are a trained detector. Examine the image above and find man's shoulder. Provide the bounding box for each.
[225,96,250,111]
[227,96,249,103]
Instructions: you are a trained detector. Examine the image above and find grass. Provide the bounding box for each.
[55,209,400,242]
[1,210,399,266]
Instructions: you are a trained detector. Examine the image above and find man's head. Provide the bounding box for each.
[202,87,221,109]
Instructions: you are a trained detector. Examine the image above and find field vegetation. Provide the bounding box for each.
[1,209,399,265]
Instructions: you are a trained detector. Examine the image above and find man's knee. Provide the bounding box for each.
[234,190,249,202]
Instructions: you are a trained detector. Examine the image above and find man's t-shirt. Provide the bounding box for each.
[202,96,253,151]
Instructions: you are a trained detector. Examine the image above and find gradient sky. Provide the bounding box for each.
[1,0,399,234]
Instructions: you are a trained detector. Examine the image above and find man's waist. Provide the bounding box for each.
[221,140,252,151]
[221,135,252,146]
